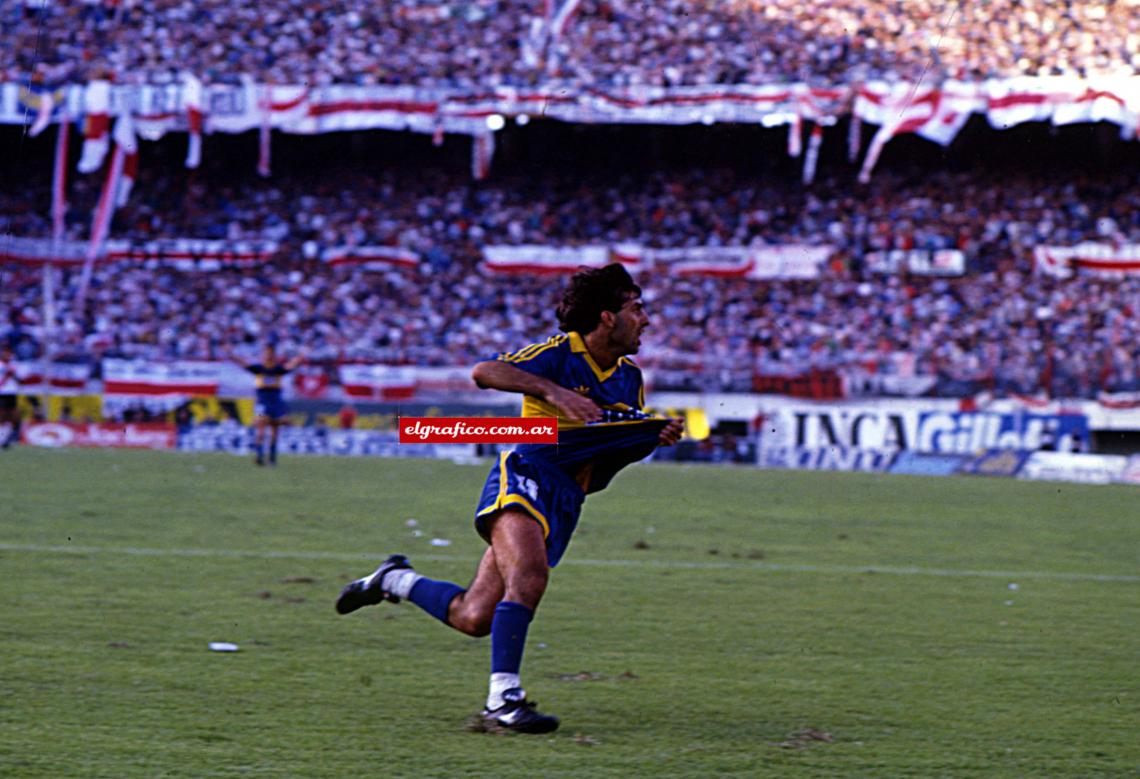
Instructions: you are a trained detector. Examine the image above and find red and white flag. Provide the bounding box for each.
[51,113,70,240]
[481,244,614,274]
[321,246,420,269]
[670,256,756,279]
[257,85,272,177]
[802,124,823,185]
[1034,243,1140,279]
[76,113,135,305]
[786,113,803,158]
[847,113,861,162]
[113,113,138,208]
[77,79,112,174]
[985,79,1062,129]
[471,132,495,180]
[46,362,93,393]
[28,90,54,137]
[858,85,975,183]
[292,367,330,399]
[549,0,586,38]
[338,364,416,401]
[183,72,204,169]
[102,359,221,397]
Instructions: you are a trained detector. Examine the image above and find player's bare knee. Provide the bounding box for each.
[452,613,492,637]
[466,615,493,638]
[448,598,496,637]
[504,567,548,607]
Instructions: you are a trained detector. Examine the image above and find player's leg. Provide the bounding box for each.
[267,418,280,465]
[446,546,504,636]
[479,510,558,733]
[252,415,267,465]
[482,511,548,697]
[8,403,21,447]
[338,452,514,628]
[0,401,15,448]
[336,546,501,636]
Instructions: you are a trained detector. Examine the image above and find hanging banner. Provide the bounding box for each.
[480,244,830,279]
[4,78,1139,139]
[320,246,419,269]
[0,237,279,267]
[102,359,222,397]
[338,364,417,401]
[865,249,966,276]
[1033,243,1140,279]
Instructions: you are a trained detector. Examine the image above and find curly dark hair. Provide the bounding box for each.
[556,263,641,335]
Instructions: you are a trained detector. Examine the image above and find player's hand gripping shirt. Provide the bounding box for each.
[495,332,669,493]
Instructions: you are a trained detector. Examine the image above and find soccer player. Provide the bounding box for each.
[0,345,21,449]
[240,343,303,466]
[336,264,683,733]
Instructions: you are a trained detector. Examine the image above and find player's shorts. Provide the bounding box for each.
[0,394,16,411]
[474,450,586,568]
[255,394,288,420]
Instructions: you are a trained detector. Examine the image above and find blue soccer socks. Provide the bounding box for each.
[488,601,535,709]
[407,577,465,625]
[491,601,534,675]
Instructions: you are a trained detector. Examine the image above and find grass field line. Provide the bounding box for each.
[1,541,1137,583]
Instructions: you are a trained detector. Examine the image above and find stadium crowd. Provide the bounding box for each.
[3,161,1140,399]
[4,0,1140,87]
[553,0,1140,86]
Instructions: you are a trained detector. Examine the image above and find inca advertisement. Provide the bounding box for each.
[760,404,1090,455]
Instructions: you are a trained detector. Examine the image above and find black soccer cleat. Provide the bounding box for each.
[335,554,413,615]
[481,688,560,734]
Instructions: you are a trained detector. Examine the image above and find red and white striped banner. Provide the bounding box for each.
[1034,243,1140,279]
[338,364,417,401]
[107,238,278,268]
[102,359,221,397]
[0,237,279,267]
[2,361,91,395]
[481,244,830,279]
[481,244,620,275]
[320,246,419,269]
[8,77,1140,141]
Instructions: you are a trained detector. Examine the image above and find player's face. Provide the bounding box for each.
[611,295,649,355]
[263,346,276,365]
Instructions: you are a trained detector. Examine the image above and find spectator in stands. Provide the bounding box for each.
[5,157,1140,400]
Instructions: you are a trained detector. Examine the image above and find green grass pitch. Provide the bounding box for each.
[1,447,1137,778]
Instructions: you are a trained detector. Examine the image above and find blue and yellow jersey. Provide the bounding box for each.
[495,332,646,424]
[246,363,289,400]
[493,332,667,494]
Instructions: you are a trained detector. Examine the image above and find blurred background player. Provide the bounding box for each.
[0,345,21,449]
[238,342,304,466]
[336,264,683,733]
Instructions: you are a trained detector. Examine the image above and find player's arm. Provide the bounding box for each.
[218,346,251,370]
[471,360,602,423]
[284,354,305,371]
